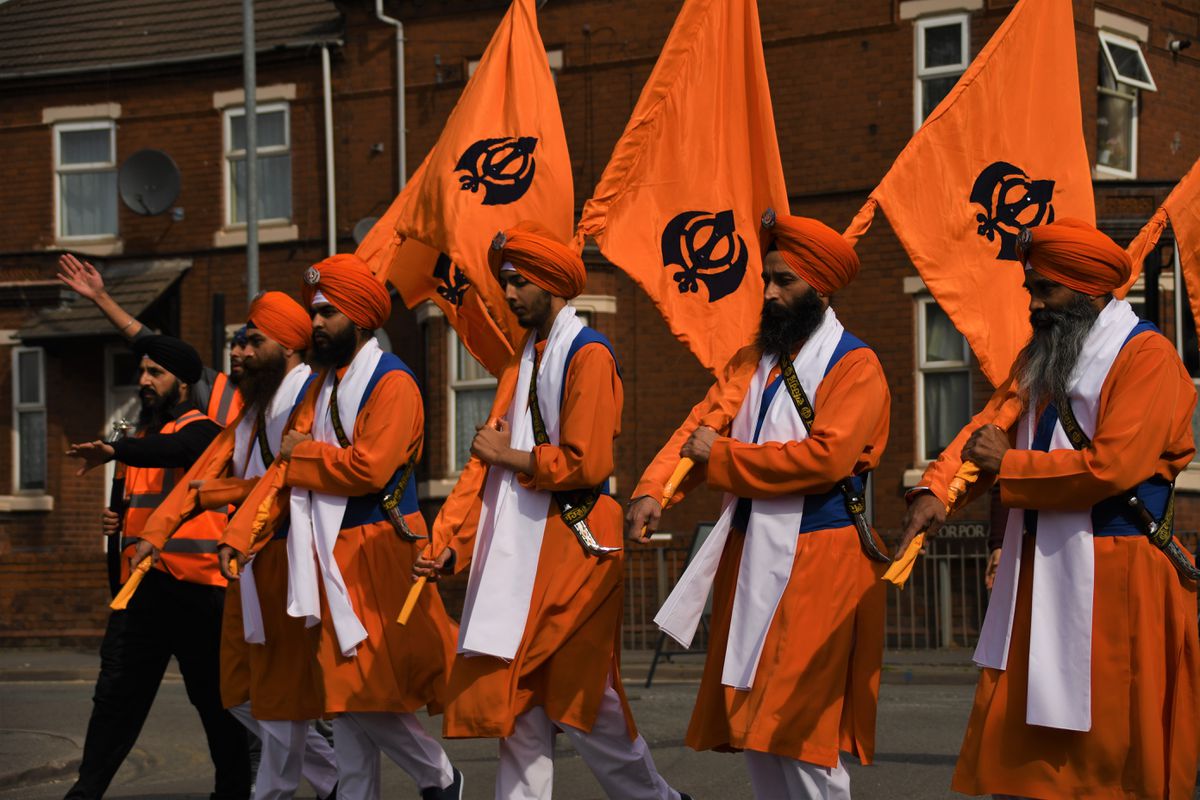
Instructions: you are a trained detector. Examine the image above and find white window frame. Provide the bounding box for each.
[1094,31,1155,180]
[1098,30,1156,92]
[12,346,47,494]
[914,12,969,131]
[915,296,972,465]
[447,331,498,474]
[222,101,292,228]
[53,119,118,242]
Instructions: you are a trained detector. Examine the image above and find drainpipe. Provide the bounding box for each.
[375,0,407,189]
[321,43,337,256]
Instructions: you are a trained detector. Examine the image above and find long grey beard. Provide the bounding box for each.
[1013,296,1101,412]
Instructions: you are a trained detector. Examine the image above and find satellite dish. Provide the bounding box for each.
[118,149,181,215]
[353,216,380,245]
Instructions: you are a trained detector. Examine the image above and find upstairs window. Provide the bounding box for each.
[224,103,292,226]
[915,14,969,129]
[55,121,117,239]
[1096,31,1156,178]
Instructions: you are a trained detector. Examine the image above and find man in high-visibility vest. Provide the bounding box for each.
[65,335,250,800]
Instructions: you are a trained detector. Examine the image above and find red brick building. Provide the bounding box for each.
[1,0,1197,648]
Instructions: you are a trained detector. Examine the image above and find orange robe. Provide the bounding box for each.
[634,343,891,768]
[920,331,1200,799]
[139,411,325,720]
[236,368,457,716]
[434,341,634,739]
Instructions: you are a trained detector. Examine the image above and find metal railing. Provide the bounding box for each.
[623,527,1200,653]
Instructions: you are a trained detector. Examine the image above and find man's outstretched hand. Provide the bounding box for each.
[57,254,106,301]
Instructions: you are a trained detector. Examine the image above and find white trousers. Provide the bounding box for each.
[332,711,453,800]
[743,750,851,800]
[228,702,338,800]
[495,682,679,800]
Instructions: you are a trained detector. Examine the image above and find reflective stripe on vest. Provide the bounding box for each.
[121,409,228,587]
[207,372,242,428]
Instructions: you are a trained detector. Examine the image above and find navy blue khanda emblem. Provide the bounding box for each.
[433,253,469,307]
[660,209,749,303]
[970,161,1056,261]
[455,136,538,206]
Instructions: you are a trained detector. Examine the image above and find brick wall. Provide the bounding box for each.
[2,0,1198,642]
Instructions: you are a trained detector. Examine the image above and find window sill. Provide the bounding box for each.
[1174,467,1200,494]
[1093,164,1137,181]
[902,468,928,489]
[51,238,123,257]
[213,223,298,249]
[419,478,459,500]
[0,494,54,512]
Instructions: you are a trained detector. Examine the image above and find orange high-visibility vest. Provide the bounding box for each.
[120,409,228,587]
[206,371,242,428]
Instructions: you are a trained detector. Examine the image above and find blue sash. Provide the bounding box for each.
[732,330,872,533]
[1023,320,1164,537]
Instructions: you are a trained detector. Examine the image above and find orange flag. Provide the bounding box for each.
[844,0,1093,387]
[356,159,517,375]
[1117,155,1200,316]
[576,0,788,374]
[356,0,573,377]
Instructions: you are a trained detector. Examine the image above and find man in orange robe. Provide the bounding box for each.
[414,223,687,800]
[903,219,1200,799]
[222,255,462,800]
[138,292,337,800]
[627,212,891,799]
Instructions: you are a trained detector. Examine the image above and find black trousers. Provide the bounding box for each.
[64,569,251,800]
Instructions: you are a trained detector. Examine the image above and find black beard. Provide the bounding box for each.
[238,353,288,413]
[311,325,358,369]
[754,290,826,359]
[137,381,181,432]
[1013,294,1101,411]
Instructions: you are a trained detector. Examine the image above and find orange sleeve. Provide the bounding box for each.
[521,343,622,492]
[631,345,759,505]
[705,348,891,497]
[140,424,237,549]
[285,371,423,496]
[915,377,1019,507]
[999,334,1197,511]
[198,476,258,510]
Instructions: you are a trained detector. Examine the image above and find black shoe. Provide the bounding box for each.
[420,767,464,800]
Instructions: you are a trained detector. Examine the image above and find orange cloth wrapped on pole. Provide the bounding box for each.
[843,0,1093,388]
[883,396,1022,588]
[358,0,573,378]
[576,0,788,374]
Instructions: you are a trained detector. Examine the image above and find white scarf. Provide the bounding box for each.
[655,308,845,689]
[975,298,1138,731]
[234,363,312,645]
[286,339,383,657]
[457,307,584,660]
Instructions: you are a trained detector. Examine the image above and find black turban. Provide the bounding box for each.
[131,335,203,385]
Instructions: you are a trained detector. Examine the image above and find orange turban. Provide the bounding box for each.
[247,291,311,351]
[759,210,860,295]
[488,221,587,299]
[1019,218,1131,295]
[300,254,392,330]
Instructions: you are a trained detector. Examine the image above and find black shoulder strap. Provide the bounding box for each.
[527,353,605,528]
[1056,400,1195,580]
[777,357,890,563]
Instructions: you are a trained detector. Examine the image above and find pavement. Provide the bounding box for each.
[0,647,987,799]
